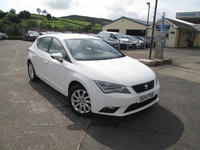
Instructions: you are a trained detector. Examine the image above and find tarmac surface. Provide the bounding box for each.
[0,40,200,150]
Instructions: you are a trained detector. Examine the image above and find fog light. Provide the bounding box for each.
[99,107,119,113]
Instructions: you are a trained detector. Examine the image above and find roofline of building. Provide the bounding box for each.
[148,18,199,32]
[148,18,178,28]
[102,16,149,27]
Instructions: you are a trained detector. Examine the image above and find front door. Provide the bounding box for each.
[44,38,69,94]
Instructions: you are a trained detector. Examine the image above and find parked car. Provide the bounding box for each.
[99,31,134,49]
[27,34,160,117]
[25,31,39,41]
[0,32,8,40]
[39,32,48,35]
[2,33,8,39]
[136,36,151,48]
[95,35,119,49]
[126,35,145,49]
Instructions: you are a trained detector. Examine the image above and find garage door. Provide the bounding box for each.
[107,29,119,32]
[126,30,146,36]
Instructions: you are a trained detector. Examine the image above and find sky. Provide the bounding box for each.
[0,0,200,23]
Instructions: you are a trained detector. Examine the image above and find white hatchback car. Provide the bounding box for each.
[27,34,160,117]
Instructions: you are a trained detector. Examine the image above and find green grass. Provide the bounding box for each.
[1,14,111,32]
[25,14,104,30]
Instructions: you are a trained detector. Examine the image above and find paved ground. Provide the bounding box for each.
[0,40,200,150]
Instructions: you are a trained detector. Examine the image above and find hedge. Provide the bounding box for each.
[8,36,22,40]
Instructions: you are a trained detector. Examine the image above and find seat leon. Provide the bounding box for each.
[27,34,160,117]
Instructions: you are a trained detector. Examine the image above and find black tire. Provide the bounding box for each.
[69,85,92,117]
[28,61,39,81]
[132,44,137,49]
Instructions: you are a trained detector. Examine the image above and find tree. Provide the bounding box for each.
[84,24,92,32]
[36,8,41,15]
[18,10,30,19]
[46,14,51,20]
[65,25,74,31]
[91,21,96,27]
[0,22,4,31]
[26,20,38,27]
[13,23,21,36]
[42,10,47,16]
[9,8,16,14]
[53,25,59,30]
[0,12,7,18]
[2,13,21,24]
[45,24,52,29]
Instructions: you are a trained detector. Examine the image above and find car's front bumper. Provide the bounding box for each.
[85,79,160,117]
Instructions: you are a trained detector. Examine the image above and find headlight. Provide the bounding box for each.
[95,80,130,94]
[120,40,128,44]
[155,77,159,85]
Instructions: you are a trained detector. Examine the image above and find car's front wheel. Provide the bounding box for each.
[132,44,137,49]
[69,85,92,116]
[28,61,38,81]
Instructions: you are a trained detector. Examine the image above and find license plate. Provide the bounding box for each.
[138,92,154,103]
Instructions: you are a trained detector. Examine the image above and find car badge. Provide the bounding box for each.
[144,84,148,90]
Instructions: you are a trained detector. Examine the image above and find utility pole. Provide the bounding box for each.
[149,0,158,59]
[146,2,150,37]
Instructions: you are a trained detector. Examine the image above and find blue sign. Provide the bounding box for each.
[176,12,200,19]
[180,13,196,17]
[156,25,170,30]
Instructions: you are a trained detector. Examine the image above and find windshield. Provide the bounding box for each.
[116,34,127,39]
[64,39,125,61]
[29,31,39,36]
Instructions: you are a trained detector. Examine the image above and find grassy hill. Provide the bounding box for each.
[23,14,112,32]
[60,15,112,25]
[0,13,112,37]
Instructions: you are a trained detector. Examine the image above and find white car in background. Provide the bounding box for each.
[27,34,160,117]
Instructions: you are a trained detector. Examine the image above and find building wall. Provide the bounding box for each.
[193,33,200,47]
[147,20,199,47]
[167,27,177,47]
[102,18,146,35]
[175,29,198,47]
[103,17,199,48]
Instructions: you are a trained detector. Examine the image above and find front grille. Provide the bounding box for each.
[132,80,154,93]
[124,95,158,113]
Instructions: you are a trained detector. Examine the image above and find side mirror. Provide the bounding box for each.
[51,53,63,62]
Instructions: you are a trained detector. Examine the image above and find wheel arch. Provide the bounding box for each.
[68,81,85,93]
[27,59,31,65]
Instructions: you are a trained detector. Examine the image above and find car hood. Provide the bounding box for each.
[119,38,129,42]
[76,56,155,86]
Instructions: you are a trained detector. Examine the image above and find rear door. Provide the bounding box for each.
[31,37,52,79]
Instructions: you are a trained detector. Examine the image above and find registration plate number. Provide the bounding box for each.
[138,92,154,103]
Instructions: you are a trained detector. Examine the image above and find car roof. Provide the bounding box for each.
[39,34,98,40]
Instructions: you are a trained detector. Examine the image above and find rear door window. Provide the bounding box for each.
[37,37,52,52]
